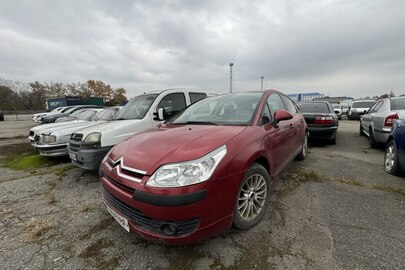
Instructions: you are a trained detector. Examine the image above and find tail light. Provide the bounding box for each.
[384,113,399,127]
[313,116,334,125]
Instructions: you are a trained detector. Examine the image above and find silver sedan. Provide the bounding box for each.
[360,97,405,147]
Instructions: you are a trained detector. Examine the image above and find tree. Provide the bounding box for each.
[0,85,22,110]
[87,80,114,103]
[110,88,128,105]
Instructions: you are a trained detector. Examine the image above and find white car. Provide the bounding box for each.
[68,89,216,170]
[347,100,377,120]
[32,107,67,122]
[331,103,342,120]
[32,107,120,157]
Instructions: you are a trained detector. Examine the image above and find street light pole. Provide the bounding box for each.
[229,62,233,93]
[261,76,264,91]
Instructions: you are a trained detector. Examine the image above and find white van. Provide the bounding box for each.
[68,89,215,170]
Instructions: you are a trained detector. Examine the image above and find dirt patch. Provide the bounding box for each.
[279,167,327,193]
[22,218,54,242]
[0,142,34,156]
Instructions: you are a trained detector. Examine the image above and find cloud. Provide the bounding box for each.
[0,0,404,98]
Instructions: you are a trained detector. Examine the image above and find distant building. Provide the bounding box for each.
[314,96,354,104]
[287,92,325,102]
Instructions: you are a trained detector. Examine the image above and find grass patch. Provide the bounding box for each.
[280,168,327,193]
[3,153,59,171]
[53,164,76,177]
[22,218,53,242]
[339,178,405,196]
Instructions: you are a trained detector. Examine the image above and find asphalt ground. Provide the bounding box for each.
[0,117,404,270]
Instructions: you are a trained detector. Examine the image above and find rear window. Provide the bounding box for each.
[297,103,331,113]
[352,101,376,108]
[189,92,207,104]
[390,98,405,110]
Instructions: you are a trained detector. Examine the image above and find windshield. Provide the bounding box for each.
[352,101,376,108]
[168,93,262,126]
[332,104,341,109]
[113,94,158,120]
[77,110,97,121]
[298,102,331,113]
[390,98,405,110]
[69,109,86,117]
[95,108,119,121]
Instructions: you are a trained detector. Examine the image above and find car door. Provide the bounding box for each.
[280,94,304,153]
[362,101,381,133]
[262,93,295,176]
[156,92,187,120]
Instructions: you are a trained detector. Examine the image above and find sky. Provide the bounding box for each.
[0,0,404,98]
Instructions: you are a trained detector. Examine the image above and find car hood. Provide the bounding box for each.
[30,120,86,134]
[38,120,96,135]
[110,124,247,175]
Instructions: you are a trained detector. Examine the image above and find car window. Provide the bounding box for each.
[77,110,97,121]
[168,93,262,126]
[157,93,187,119]
[390,98,405,110]
[297,102,331,113]
[96,108,119,121]
[114,94,158,120]
[352,101,376,108]
[371,101,382,113]
[267,94,285,114]
[280,95,297,114]
[189,92,207,104]
[259,103,272,125]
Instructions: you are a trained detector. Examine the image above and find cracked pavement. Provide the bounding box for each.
[0,118,404,269]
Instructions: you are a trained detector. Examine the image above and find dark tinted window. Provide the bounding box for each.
[189,92,207,104]
[267,94,285,113]
[390,98,405,110]
[297,102,331,113]
[280,95,297,114]
[158,93,187,119]
[352,101,376,108]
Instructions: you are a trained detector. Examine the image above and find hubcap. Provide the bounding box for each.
[238,174,267,221]
[385,145,395,171]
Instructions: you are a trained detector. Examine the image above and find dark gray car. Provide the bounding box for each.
[360,96,405,147]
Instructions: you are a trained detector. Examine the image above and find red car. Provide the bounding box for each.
[99,90,307,244]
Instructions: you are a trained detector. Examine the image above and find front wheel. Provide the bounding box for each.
[233,163,270,230]
[384,141,401,175]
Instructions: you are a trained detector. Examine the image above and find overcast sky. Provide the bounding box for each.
[1,0,404,98]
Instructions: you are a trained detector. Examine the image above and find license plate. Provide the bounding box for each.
[69,152,77,161]
[104,202,130,232]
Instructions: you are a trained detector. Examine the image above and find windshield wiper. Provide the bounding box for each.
[175,121,218,125]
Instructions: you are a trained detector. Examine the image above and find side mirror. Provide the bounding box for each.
[274,110,293,128]
[153,108,165,121]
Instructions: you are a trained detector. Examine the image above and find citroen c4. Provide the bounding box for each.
[99,90,307,244]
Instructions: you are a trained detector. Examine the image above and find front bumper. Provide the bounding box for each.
[35,143,68,157]
[99,165,242,244]
[69,140,112,170]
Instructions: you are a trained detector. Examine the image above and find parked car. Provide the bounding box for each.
[347,100,376,120]
[99,90,307,244]
[297,101,339,144]
[68,89,215,170]
[33,108,120,157]
[331,103,342,120]
[360,97,405,147]
[32,107,67,122]
[39,105,103,123]
[384,119,405,175]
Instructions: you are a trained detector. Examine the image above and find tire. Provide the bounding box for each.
[369,128,378,148]
[384,140,401,175]
[359,124,365,136]
[330,136,336,145]
[296,132,308,161]
[233,163,270,230]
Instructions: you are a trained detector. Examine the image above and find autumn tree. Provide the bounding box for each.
[110,88,128,105]
[87,80,114,104]
[0,85,22,110]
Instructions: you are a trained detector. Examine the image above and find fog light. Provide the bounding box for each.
[160,223,177,236]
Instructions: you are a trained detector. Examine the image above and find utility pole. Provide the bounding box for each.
[261,76,264,91]
[229,62,233,93]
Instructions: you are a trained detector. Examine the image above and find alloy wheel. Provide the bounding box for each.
[237,174,267,221]
[385,144,395,172]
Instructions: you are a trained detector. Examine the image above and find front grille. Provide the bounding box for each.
[102,186,200,236]
[105,174,135,193]
[34,135,40,142]
[29,131,34,136]
[69,142,80,153]
[70,133,83,142]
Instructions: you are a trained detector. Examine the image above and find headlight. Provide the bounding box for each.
[43,135,56,143]
[84,132,101,143]
[147,145,227,187]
